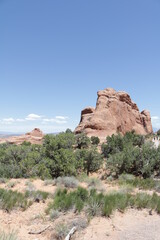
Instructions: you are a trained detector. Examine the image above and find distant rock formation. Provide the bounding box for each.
[75,88,153,141]
[0,128,44,145]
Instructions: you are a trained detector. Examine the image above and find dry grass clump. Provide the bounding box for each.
[53,223,69,240]
[44,179,56,186]
[0,230,18,240]
[55,176,79,188]
[49,209,60,221]
[25,189,49,202]
[0,178,7,184]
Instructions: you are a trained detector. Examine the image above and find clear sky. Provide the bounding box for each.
[0,0,160,133]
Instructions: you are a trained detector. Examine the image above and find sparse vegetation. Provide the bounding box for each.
[46,187,160,218]
[49,209,60,221]
[0,188,31,212]
[7,182,16,189]
[54,223,69,240]
[44,179,55,186]
[0,178,7,184]
[25,189,49,202]
[118,174,160,190]
[55,176,79,188]
[0,230,18,240]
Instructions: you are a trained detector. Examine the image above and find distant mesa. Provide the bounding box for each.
[0,128,44,145]
[75,88,153,141]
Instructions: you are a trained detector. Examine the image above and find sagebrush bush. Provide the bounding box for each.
[54,223,69,240]
[55,176,79,188]
[50,209,60,221]
[25,190,49,202]
[44,179,55,186]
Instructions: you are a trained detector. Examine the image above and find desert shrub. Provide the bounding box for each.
[86,196,102,217]
[0,131,103,179]
[25,181,35,191]
[46,187,160,218]
[84,147,103,176]
[0,188,30,212]
[86,177,101,189]
[0,178,7,184]
[106,137,160,178]
[50,209,60,221]
[54,223,69,240]
[157,130,160,136]
[44,131,75,154]
[75,133,91,149]
[91,136,100,145]
[44,179,55,186]
[131,192,152,209]
[75,149,87,170]
[76,148,103,176]
[47,187,88,213]
[25,190,49,202]
[77,173,89,182]
[118,175,157,190]
[7,182,16,189]
[102,134,124,158]
[49,149,76,178]
[0,230,18,240]
[102,131,145,159]
[118,174,135,181]
[71,217,88,230]
[55,176,79,188]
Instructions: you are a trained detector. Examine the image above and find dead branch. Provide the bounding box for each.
[28,225,50,235]
[65,226,77,240]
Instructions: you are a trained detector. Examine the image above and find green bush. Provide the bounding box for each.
[0,188,31,212]
[75,133,91,149]
[46,187,160,217]
[91,136,100,145]
[75,148,103,176]
[104,132,160,178]
[118,175,160,191]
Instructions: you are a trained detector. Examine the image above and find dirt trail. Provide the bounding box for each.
[76,210,160,240]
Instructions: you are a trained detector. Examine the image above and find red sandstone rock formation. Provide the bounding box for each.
[0,128,44,145]
[75,88,153,141]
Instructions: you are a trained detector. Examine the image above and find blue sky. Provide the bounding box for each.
[0,0,160,133]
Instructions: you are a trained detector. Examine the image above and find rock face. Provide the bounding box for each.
[75,88,153,141]
[0,128,44,145]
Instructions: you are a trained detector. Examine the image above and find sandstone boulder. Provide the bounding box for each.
[75,88,153,141]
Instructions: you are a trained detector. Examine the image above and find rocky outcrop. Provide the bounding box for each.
[0,128,44,145]
[75,88,153,141]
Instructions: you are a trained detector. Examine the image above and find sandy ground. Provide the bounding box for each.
[0,179,160,240]
[76,210,160,240]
